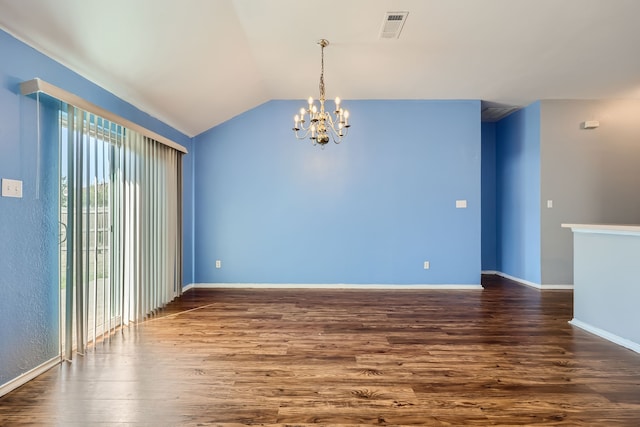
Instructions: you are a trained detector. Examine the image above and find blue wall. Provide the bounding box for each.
[182,139,195,285]
[0,29,191,387]
[495,102,541,283]
[481,122,497,271]
[193,100,481,285]
[0,89,59,387]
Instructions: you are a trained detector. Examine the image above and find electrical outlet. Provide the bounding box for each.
[423,261,430,270]
[215,260,221,269]
[1,178,23,198]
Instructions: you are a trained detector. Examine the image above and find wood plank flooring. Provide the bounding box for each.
[1,275,639,426]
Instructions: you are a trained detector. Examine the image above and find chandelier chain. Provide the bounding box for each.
[319,42,325,101]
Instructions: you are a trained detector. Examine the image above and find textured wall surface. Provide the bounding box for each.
[0,92,59,385]
[495,102,541,284]
[481,122,497,271]
[193,100,482,285]
[182,138,195,285]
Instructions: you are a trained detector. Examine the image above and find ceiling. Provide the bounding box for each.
[2,0,640,137]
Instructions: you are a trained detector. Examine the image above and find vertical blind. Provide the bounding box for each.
[61,104,183,359]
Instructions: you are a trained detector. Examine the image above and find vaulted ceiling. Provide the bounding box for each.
[2,0,639,137]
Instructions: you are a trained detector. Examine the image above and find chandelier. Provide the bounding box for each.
[293,39,350,147]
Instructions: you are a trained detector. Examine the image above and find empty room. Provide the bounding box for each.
[1,0,639,425]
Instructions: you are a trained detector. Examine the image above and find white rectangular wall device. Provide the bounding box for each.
[581,120,600,129]
[2,178,23,198]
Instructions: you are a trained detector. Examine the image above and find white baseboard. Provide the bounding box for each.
[0,356,60,398]
[540,284,573,290]
[570,318,640,354]
[489,271,573,290]
[185,282,483,290]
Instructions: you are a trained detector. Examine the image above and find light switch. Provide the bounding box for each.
[547,200,553,208]
[2,178,23,198]
[456,200,467,208]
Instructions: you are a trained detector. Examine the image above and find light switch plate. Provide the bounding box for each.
[2,178,23,198]
[455,200,467,208]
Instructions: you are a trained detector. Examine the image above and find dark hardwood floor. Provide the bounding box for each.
[1,275,639,426]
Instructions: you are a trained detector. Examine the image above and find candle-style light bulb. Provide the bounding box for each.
[308,97,313,106]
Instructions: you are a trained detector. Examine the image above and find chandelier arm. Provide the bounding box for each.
[293,127,312,140]
[328,130,343,145]
[295,118,312,132]
[325,113,347,133]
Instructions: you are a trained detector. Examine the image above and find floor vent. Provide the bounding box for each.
[380,11,409,39]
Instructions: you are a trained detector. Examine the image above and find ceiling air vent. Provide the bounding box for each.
[380,11,409,39]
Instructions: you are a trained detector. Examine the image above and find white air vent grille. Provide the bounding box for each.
[380,11,409,39]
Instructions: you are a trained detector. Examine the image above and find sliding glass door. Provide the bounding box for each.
[60,108,120,357]
[59,104,183,360]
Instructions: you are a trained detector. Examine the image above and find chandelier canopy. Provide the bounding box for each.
[293,39,350,147]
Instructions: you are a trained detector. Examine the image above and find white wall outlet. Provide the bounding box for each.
[423,261,430,270]
[215,260,221,269]
[547,200,553,208]
[455,200,467,208]
[1,178,23,198]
